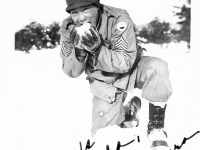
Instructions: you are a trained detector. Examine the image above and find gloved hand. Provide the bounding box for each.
[71,23,101,56]
[70,25,87,62]
[80,24,101,54]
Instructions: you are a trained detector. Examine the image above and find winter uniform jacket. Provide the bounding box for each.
[59,4,141,103]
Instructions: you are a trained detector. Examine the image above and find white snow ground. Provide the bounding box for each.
[0,42,200,150]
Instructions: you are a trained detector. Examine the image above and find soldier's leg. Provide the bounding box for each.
[135,56,173,149]
[91,90,126,137]
[135,56,172,102]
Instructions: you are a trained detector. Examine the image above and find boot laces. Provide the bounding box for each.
[148,106,165,133]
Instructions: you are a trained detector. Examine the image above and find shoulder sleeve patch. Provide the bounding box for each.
[117,22,127,32]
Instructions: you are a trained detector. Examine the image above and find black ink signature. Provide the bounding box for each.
[106,136,140,150]
[79,130,200,150]
[80,139,95,150]
[80,136,140,150]
[174,130,200,150]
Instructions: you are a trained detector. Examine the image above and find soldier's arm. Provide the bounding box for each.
[59,18,87,78]
[94,17,137,73]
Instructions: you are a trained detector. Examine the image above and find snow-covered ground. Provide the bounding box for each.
[0,42,199,150]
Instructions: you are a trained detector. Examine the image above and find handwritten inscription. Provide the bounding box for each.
[79,131,200,150]
[106,137,137,150]
[80,136,140,150]
[174,131,200,150]
[80,139,95,150]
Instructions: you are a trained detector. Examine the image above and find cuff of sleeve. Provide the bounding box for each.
[77,53,88,63]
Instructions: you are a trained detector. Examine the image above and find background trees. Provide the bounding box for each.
[15,21,60,53]
[137,17,171,46]
[172,0,191,48]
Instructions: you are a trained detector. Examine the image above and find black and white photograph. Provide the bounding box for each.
[0,0,200,150]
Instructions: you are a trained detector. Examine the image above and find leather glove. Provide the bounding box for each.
[82,24,102,66]
[71,23,101,56]
[80,24,101,55]
[70,25,87,63]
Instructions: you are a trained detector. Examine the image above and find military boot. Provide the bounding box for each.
[119,96,141,128]
[148,102,169,149]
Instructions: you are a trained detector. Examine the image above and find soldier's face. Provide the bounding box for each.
[70,5,99,26]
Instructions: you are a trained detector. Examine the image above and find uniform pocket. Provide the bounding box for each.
[89,78,117,103]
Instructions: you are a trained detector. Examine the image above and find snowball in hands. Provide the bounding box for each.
[76,23,101,53]
[76,23,92,36]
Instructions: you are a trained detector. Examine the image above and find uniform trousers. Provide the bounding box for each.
[91,56,173,136]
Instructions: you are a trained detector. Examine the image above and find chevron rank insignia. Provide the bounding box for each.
[114,36,128,51]
[61,41,71,57]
